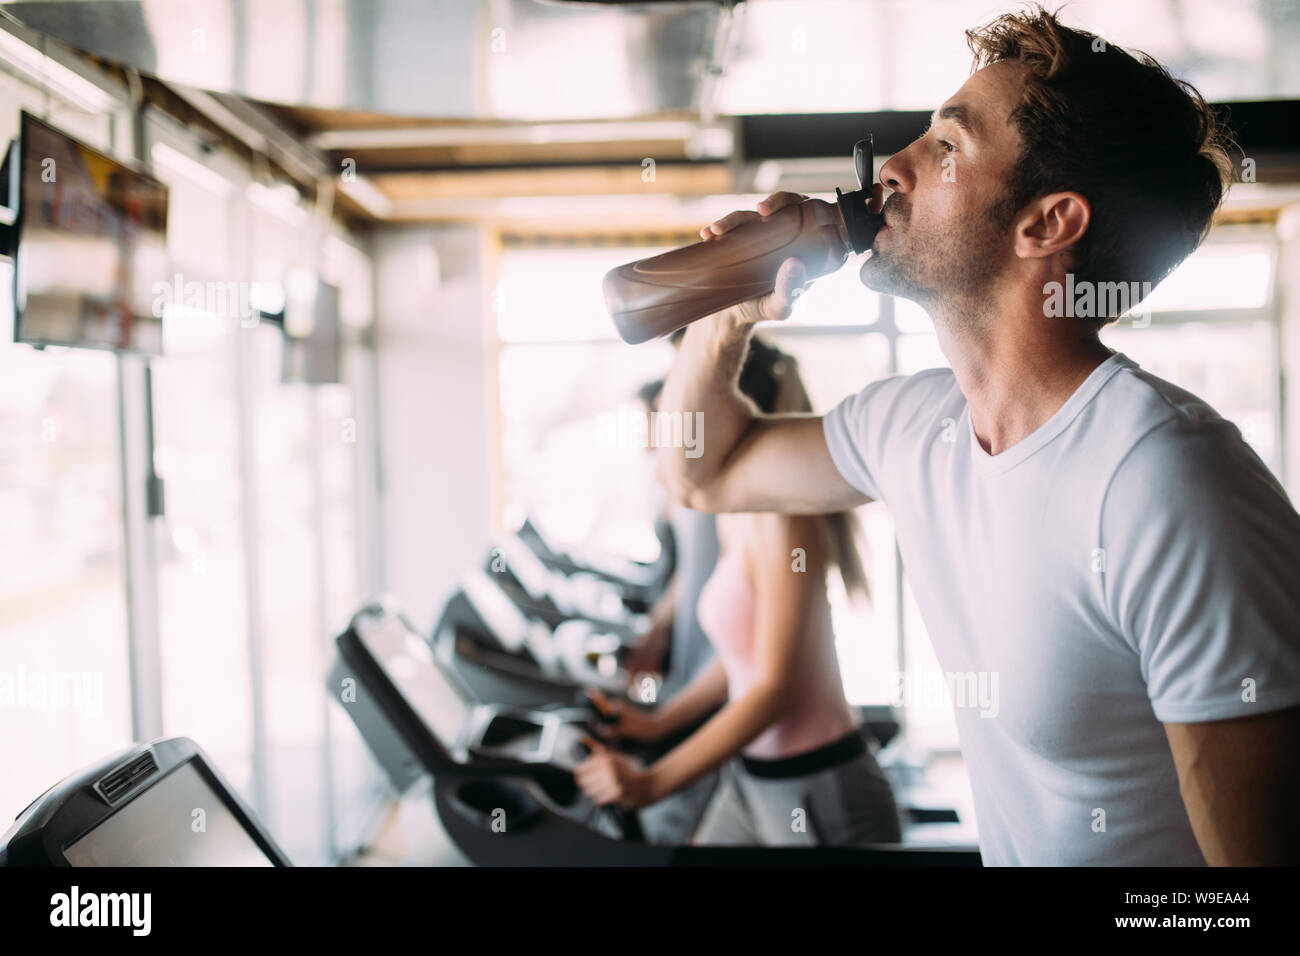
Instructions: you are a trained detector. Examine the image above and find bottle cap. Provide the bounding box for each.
[836,135,884,254]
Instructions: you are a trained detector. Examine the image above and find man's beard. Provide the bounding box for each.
[858,192,1017,322]
[858,238,931,305]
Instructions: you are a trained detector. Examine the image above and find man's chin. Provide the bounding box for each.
[858,256,883,290]
[858,254,930,306]
[858,254,903,294]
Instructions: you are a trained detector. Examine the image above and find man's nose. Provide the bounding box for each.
[878,147,913,194]
[879,161,903,192]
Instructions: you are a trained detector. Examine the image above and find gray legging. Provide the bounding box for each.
[692,736,904,846]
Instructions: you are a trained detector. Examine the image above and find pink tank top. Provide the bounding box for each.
[694,538,857,760]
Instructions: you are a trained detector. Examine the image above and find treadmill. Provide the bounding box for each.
[433,564,647,709]
[0,737,291,867]
[514,517,673,612]
[333,600,645,856]
[488,531,642,630]
[333,600,982,866]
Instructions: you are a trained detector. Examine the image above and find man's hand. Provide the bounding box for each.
[574,738,661,809]
[654,192,875,516]
[698,190,809,241]
[698,191,813,327]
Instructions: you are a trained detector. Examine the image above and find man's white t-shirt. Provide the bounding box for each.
[822,350,1300,865]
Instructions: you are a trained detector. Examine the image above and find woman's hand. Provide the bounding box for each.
[587,688,663,743]
[574,738,660,809]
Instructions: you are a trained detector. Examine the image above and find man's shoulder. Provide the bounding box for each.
[822,366,961,501]
[829,367,963,456]
[899,365,960,394]
[1106,358,1231,432]
[834,365,961,421]
[1101,361,1289,519]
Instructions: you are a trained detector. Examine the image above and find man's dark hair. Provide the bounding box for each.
[967,4,1237,326]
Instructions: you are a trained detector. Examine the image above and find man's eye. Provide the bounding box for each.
[938,140,957,153]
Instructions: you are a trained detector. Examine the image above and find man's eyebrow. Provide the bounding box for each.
[931,104,978,136]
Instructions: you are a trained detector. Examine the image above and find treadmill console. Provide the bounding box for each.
[335,602,597,780]
[0,737,290,867]
[463,707,591,773]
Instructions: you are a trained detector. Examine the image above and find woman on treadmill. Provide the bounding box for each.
[575,338,903,846]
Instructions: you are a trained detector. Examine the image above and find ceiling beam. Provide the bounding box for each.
[371,162,731,201]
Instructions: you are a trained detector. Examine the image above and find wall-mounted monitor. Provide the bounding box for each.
[9,111,168,354]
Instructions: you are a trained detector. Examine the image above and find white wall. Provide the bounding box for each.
[372,225,497,630]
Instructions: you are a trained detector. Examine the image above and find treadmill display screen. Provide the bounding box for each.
[63,761,274,866]
[460,569,531,652]
[361,613,474,749]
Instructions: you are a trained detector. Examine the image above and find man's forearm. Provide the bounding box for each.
[657,312,758,503]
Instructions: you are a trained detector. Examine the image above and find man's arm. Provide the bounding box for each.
[655,269,870,515]
[1101,420,1300,864]
[1164,707,1300,865]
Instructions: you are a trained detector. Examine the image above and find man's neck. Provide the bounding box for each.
[932,298,1115,457]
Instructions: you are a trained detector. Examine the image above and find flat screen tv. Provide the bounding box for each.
[5,111,168,353]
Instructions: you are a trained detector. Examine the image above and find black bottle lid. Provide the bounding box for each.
[836,136,884,254]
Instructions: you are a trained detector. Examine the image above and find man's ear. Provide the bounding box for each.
[1014,191,1090,260]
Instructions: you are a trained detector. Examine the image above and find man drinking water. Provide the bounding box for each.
[656,5,1300,865]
